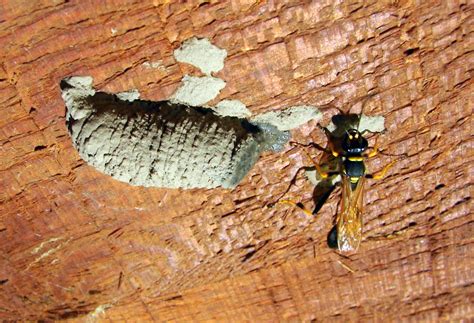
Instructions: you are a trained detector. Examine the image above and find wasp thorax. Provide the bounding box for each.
[342,129,368,154]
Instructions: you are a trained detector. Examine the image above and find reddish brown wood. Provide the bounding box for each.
[0,0,472,321]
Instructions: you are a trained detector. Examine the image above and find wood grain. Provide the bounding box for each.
[0,0,472,321]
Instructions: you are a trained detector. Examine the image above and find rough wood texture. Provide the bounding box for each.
[0,0,472,321]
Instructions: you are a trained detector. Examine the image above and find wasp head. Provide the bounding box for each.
[342,129,367,154]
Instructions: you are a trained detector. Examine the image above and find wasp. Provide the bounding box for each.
[270,110,400,253]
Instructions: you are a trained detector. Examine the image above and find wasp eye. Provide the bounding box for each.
[348,135,353,140]
[354,133,359,139]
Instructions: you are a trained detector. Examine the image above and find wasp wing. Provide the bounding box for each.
[337,175,365,252]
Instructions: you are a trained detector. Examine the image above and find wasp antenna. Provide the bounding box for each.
[357,114,363,131]
[357,93,378,131]
[357,98,367,131]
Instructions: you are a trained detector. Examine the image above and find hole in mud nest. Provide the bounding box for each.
[34,145,47,151]
[404,47,419,56]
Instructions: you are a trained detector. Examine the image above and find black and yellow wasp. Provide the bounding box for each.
[270,111,398,253]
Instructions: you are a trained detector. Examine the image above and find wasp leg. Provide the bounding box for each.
[290,137,340,158]
[360,133,381,158]
[366,160,396,180]
[267,166,308,207]
[277,200,313,216]
[295,145,340,179]
[267,162,337,209]
[317,124,332,134]
[289,141,330,154]
[365,141,379,158]
[310,161,340,179]
[365,147,378,158]
[363,137,409,159]
[317,126,341,157]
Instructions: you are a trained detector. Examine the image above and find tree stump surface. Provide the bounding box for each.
[0,1,472,321]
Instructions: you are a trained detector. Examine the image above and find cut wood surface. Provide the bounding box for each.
[0,0,472,321]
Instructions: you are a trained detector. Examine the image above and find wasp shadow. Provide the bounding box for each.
[269,113,364,248]
[319,113,364,248]
[306,112,363,212]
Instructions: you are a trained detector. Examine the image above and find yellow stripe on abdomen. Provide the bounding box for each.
[350,177,359,183]
[348,156,364,161]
